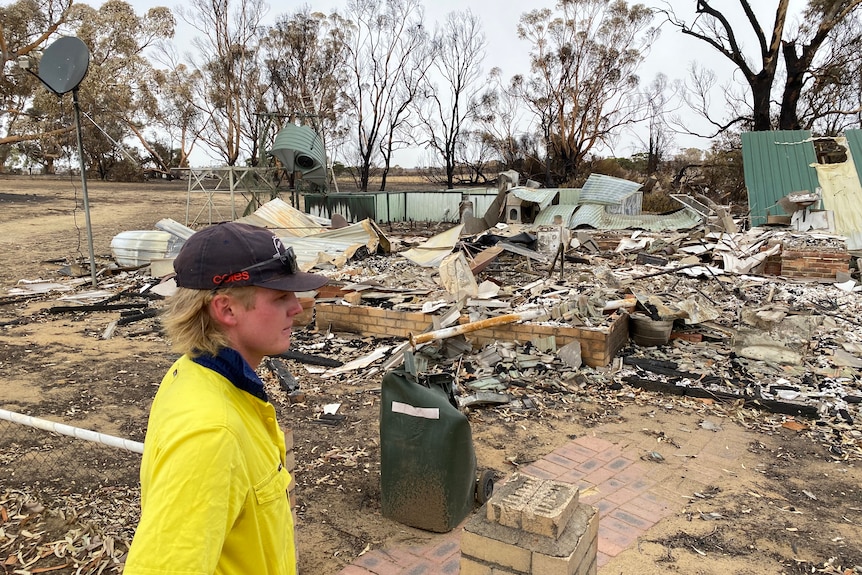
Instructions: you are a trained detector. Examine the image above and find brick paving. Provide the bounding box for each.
[335,422,751,574]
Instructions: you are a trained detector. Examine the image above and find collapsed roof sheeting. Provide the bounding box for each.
[534,204,578,227]
[508,187,559,211]
[570,204,702,232]
[280,218,390,271]
[579,173,643,205]
[400,224,464,267]
[236,198,326,237]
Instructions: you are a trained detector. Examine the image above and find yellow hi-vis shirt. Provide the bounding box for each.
[124,355,295,575]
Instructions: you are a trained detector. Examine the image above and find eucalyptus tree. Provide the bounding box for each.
[260,8,350,167]
[0,0,80,170]
[662,0,862,133]
[177,0,268,166]
[416,9,487,190]
[2,0,173,177]
[73,0,175,178]
[514,0,658,185]
[342,0,430,191]
[149,52,206,172]
[639,73,673,175]
[474,67,531,173]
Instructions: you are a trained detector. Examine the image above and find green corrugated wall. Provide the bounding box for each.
[741,130,820,227]
[844,129,862,175]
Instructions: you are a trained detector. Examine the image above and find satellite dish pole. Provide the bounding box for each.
[36,37,97,286]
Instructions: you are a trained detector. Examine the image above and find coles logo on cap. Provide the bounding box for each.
[212,271,251,286]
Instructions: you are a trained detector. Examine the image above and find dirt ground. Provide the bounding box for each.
[0,175,860,575]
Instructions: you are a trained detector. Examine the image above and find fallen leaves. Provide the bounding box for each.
[0,489,133,575]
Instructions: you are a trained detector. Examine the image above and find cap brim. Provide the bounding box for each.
[255,271,329,292]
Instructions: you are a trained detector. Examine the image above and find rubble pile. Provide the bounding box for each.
[5,190,862,463]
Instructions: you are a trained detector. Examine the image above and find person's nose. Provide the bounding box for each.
[285,292,302,318]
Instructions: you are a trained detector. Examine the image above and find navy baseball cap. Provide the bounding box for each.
[173,222,328,292]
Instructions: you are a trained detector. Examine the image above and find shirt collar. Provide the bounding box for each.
[192,348,268,402]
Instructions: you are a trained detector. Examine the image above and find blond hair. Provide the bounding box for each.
[162,286,258,358]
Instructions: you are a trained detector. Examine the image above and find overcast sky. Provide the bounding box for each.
[113,0,809,167]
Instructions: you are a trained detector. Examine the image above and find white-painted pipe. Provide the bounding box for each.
[0,408,144,454]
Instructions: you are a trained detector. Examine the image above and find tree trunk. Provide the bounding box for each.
[750,73,774,131]
[779,41,805,130]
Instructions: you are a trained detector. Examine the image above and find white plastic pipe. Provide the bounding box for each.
[0,408,144,454]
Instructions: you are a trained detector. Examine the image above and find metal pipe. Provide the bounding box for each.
[72,88,98,287]
[0,408,143,454]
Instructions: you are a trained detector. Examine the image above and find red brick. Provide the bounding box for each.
[604,487,638,506]
[337,565,376,575]
[544,452,580,470]
[555,442,598,463]
[583,466,616,486]
[576,436,616,453]
[621,498,672,525]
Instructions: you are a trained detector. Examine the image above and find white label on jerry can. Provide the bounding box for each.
[391,401,440,420]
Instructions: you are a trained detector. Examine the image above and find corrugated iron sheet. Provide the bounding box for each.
[741,130,820,227]
[279,219,388,270]
[375,193,405,223]
[845,129,862,176]
[535,205,578,227]
[810,136,862,250]
[465,192,500,220]
[557,188,581,205]
[605,192,643,215]
[400,224,464,267]
[236,198,325,237]
[570,204,701,231]
[270,124,327,189]
[579,174,642,205]
[509,187,559,210]
[304,193,377,222]
[155,218,195,240]
[400,192,462,221]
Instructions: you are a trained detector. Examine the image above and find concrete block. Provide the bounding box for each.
[487,473,580,539]
[464,501,598,574]
[523,481,581,539]
[460,558,493,575]
[461,529,532,573]
[533,531,597,575]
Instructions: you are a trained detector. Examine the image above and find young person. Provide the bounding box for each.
[124,221,328,575]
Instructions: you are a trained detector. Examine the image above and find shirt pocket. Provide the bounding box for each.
[253,463,291,506]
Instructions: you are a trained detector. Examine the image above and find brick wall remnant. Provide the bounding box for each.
[461,473,599,575]
[314,303,629,367]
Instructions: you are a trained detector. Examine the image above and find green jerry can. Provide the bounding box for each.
[380,369,477,532]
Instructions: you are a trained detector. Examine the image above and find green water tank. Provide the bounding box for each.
[380,370,477,532]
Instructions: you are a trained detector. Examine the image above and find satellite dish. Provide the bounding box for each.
[38,37,90,96]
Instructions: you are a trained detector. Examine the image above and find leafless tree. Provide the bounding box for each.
[661,0,862,133]
[341,0,430,191]
[178,0,268,166]
[795,6,862,133]
[474,67,531,172]
[415,10,487,189]
[639,73,674,174]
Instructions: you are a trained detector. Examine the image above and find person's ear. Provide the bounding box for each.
[209,293,239,327]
